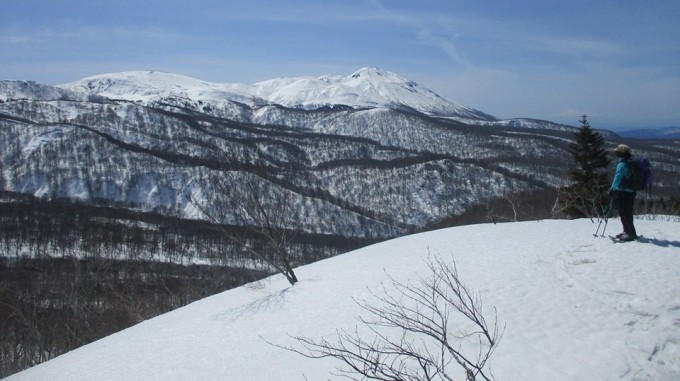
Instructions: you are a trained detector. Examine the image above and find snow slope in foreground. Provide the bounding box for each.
[7,218,680,381]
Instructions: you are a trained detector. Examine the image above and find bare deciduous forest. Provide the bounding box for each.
[0,193,374,377]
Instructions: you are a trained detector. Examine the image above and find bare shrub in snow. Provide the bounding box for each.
[286,255,502,380]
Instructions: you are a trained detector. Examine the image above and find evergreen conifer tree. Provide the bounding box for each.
[561,115,611,218]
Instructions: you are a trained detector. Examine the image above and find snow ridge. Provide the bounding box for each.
[6,218,680,381]
[0,80,85,102]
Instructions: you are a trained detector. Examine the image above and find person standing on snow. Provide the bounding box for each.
[609,144,637,241]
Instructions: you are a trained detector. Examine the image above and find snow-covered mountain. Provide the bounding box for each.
[6,218,680,381]
[59,67,497,120]
[58,70,257,108]
[2,68,679,237]
[0,80,88,102]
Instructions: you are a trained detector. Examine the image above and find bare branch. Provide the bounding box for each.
[280,254,502,380]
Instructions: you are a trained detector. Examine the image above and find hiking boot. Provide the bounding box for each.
[620,233,636,242]
[615,232,626,239]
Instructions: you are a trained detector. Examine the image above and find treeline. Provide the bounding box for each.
[0,192,375,377]
[634,195,680,216]
[427,189,680,229]
[1,257,261,377]
[0,192,368,264]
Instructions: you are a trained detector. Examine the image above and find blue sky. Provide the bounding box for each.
[2,0,679,129]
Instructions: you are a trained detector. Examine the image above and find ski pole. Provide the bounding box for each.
[600,215,609,237]
[594,217,604,237]
[600,198,614,236]
[594,216,608,236]
[594,198,613,237]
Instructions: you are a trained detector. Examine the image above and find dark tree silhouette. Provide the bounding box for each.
[560,115,611,218]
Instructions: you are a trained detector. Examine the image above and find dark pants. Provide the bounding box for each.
[615,191,637,237]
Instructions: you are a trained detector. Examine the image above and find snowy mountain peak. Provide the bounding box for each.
[349,66,403,81]
[343,67,424,98]
[248,67,495,119]
[339,67,478,116]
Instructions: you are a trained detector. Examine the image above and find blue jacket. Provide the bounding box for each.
[610,159,635,193]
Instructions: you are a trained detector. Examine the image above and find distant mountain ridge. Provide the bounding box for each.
[59,67,497,121]
[616,126,680,140]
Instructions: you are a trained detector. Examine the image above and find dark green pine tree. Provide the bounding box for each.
[561,115,611,218]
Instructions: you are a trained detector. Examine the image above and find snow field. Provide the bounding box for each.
[7,217,680,381]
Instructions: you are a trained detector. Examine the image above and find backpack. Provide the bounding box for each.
[626,157,653,193]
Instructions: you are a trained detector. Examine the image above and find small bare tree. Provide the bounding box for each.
[284,255,502,380]
[485,191,523,224]
[188,169,299,285]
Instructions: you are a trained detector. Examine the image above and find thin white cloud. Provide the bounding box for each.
[416,27,472,68]
[0,34,44,46]
[0,25,177,49]
[362,2,629,72]
[520,36,626,59]
[368,0,473,68]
